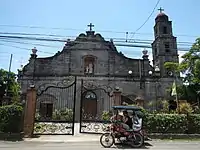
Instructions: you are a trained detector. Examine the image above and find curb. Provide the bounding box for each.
[148,134,200,139]
[23,138,100,143]
[3,133,200,143]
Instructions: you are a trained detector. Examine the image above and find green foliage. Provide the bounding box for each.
[187,114,200,133]
[164,62,180,73]
[35,109,41,120]
[160,100,169,113]
[143,113,200,134]
[0,104,23,133]
[179,102,193,114]
[180,38,200,84]
[145,99,169,113]
[167,84,190,100]
[143,114,188,133]
[165,79,199,104]
[101,111,112,121]
[35,108,74,121]
[163,38,200,104]
[0,69,21,104]
[193,106,200,114]
[101,108,200,134]
[52,108,73,121]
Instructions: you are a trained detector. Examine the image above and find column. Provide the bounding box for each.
[113,90,122,106]
[23,87,36,138]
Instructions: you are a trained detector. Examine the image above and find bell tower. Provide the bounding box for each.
[152,8,179,77]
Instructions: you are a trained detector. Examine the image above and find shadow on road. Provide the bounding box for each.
[112,142,152,149]
[31,135,41,138]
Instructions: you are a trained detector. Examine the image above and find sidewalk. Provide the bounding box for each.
[24,123,101,143]
[23,134,100,143]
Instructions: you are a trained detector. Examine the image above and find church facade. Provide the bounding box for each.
[18,11,179,119]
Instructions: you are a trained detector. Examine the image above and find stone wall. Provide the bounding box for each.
[18,76,174,109]
[21,31,151,78]
[18,30,175,113]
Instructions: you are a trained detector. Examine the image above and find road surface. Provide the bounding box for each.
[0,140,200,150]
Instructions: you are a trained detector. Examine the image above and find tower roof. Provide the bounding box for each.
[155,7,169,21]
[156,12,167,18]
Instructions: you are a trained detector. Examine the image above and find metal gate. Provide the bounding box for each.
[79,79,113,134]
[34,76,76,135]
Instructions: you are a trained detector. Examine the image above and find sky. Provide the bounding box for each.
[0,0,200,74]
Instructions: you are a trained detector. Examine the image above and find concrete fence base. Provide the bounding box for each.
[0,132,24,141]
[148,133,200,139]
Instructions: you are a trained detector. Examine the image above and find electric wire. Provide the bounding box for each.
[130,0,161,40]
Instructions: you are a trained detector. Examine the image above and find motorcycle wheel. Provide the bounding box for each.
[130,132,144,148]
[100,133,115,148]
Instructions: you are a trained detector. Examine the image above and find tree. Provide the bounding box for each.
[0,69,20,105]
[180,38,200,84]
[163,38,200,104]
[164,38,200,105]
[179,38,200,105]
[164,62,180,74]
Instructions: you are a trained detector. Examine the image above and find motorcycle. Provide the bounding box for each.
[100,105,144,148]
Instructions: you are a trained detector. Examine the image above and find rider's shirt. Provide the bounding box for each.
[124,116,133,128]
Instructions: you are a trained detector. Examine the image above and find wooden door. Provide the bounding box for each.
[39,103,53,119]
[46,103,53,118]
[82,99,97,117]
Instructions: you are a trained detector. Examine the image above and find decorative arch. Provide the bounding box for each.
[83,90,97,100]
[37,94,57,104]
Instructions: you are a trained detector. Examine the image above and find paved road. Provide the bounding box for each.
[0,140,200,150]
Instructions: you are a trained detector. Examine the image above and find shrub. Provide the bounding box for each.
[160,100,169,113]
[144,114,188,133]
[178,102,193,114]
[0,104,23,133]
[35,109,41,120]
[101,111,112,121]
[187,114,200,133]
[193,106,200,114]
[52,108,73,121]
[143,113,200,134]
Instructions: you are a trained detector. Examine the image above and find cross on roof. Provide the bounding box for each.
[87,23,94,31]
[158,7,164,13]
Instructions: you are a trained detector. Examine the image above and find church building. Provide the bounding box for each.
[18,10,179,119]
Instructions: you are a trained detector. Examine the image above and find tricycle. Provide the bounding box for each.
[100,105,145,148]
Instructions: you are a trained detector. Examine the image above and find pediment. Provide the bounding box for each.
[69,42,111,50]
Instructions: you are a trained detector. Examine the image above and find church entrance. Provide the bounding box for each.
[80,79,113,134]
[82,91,97,118]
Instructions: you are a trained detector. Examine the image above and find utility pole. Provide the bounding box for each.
[5,54,13,97]
[174,78,180,113]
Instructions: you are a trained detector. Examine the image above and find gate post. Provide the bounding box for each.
[23,86,36,138]
[113,88,122,106]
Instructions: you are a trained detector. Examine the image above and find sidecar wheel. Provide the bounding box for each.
[100,133,115,148]
[130,133,144,148]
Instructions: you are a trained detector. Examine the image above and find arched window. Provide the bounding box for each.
[84,91,97,100]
